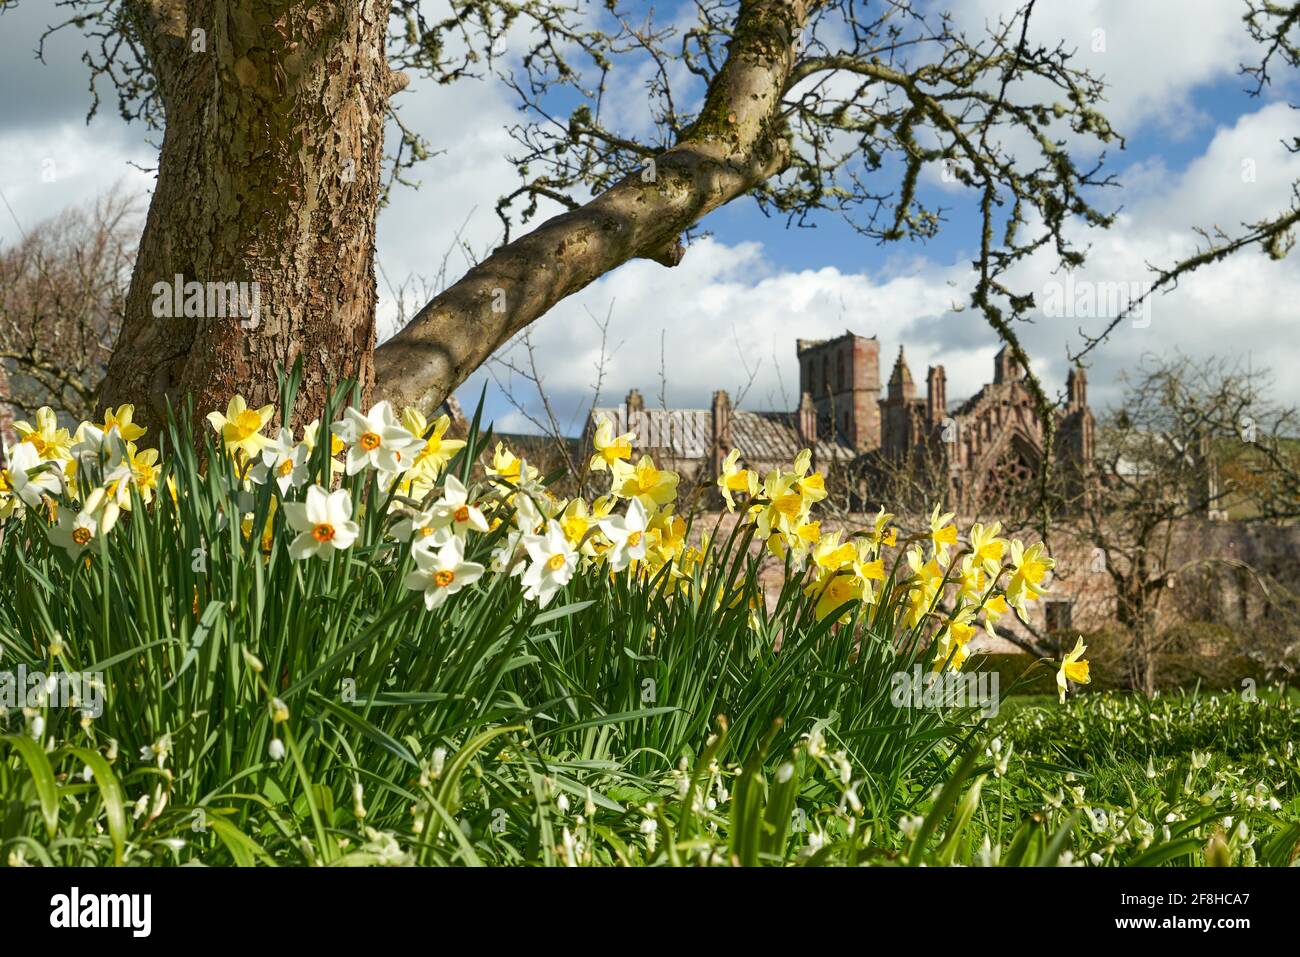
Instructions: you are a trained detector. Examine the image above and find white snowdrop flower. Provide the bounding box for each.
[268,738,286,762]
[283,485,360,560]
[976,836,1001,867]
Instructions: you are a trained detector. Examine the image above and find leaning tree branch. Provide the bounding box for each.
[374,0,811,416]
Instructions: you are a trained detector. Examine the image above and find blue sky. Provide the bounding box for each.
[713,80,1254,277]
[1,1,1298,436]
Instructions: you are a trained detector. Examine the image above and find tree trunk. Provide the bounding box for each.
[101,1,397,431]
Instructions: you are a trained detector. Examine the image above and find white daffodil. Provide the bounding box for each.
[598,497,650,572]
[250,428,311,493]
[404,536,485,610]
[521,520,578,608]
[46,487,120,557]
[391,507,455,546]
[490,529,528,577]
[70,422,112,469]
[430,474,489,536]
[4,442,62,508]
[513,492,544,534]
[331,401,421,476]
[283,486,360,560]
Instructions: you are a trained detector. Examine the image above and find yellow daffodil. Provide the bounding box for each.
[957,554,987,604]
[806,570,864,622]
[928,503,958,565]
[99,404,147,442]
[1007,539,1055,616]
[904,545,946,628]
[401,407,467,479]
[206,395,275,458]
[716,448,758,510]
[859,507,897,557]
[854,540,885,582]
[932,607,979,672]
[812,531,856,572]
[981,593,1010,637]
[967,521,1007,576]
[107,443,160,508]
[611,455,678,508]
[559,497,607,556]
[797,470,827,505]
[14,407,73,462]
[1056,636,1091,703]
[0,467,16,520]
[303,418,347,458]
[647,508,688,569]
[486,443,539,488]
[588,417,636,473]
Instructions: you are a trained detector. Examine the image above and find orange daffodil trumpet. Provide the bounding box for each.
[5,392,1084,702]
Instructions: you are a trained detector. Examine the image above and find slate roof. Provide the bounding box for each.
[589,407,855,464]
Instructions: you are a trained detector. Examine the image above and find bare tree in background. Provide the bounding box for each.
[0,189,137,423]
[1054,353,1298,696]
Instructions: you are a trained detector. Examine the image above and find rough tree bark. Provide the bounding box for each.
[101,0,401,428]
[98,0,807,427]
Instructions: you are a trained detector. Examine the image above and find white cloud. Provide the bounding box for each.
[949,0,1263,136]
[0,123,155,244]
